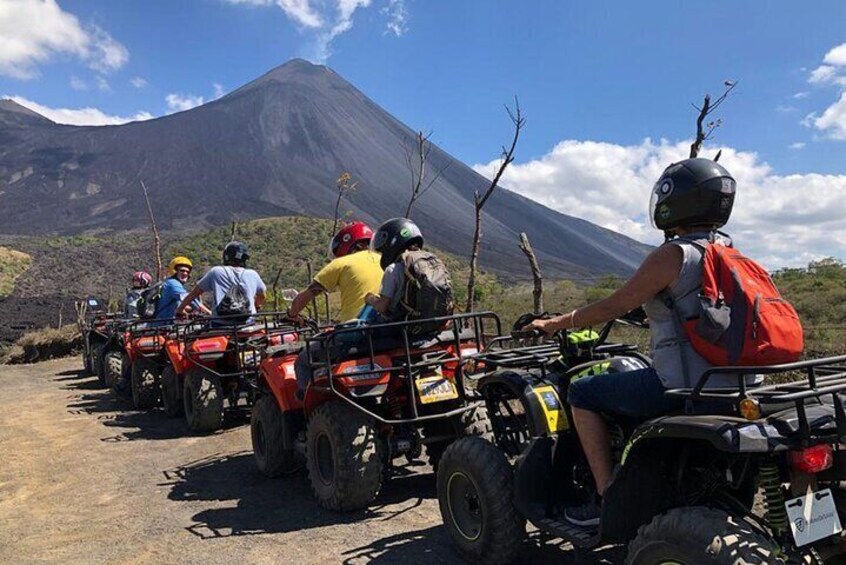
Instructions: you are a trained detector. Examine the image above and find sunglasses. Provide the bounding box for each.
[176,267,192,275]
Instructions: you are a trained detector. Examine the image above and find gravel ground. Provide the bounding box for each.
[0,357,625,564]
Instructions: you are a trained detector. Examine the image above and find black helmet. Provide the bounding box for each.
[223,241,250,265]
[370,218,424,269]
[649,158,736,231]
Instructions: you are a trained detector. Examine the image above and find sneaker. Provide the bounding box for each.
[564,496,601,527]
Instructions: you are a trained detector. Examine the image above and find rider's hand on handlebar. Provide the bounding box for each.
[521,318,557,336]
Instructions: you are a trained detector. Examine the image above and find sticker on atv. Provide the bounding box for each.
[531,385,569,432]
[416,374,458,404]
[785,488,842,547]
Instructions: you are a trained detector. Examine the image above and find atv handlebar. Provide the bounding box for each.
[510,328,545,340]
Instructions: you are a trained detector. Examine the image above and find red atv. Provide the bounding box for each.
[250,312,498,511]
[176,313,302,432]
[121,321,174,409]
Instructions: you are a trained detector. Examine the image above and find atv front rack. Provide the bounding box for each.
[665,354,846,445]
[306,311,502,424]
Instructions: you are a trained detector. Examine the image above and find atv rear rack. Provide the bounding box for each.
[180,311,307,379]
[665,354,846,444]
[306,311,501,425]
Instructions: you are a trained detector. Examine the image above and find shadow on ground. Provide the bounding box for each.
[162,451,625,563]
[58,372,246,442]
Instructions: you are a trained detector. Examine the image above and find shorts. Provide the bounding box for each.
[567,367,682,418]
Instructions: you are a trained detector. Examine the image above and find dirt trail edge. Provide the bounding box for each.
[1,358,610,564]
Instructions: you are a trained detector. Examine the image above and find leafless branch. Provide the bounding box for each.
[139,180,163,280]
[466,97,525,312]
[518,233,543,314]
[403,130,452,218]
[689,80,737,158]
[331,172,358,238]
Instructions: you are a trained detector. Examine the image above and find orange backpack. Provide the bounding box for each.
[667,240,804,367]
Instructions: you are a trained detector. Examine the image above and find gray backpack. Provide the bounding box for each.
[398,250,454,335]
[217,267,251,324]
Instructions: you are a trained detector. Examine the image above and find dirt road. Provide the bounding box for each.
[0,358,622,564]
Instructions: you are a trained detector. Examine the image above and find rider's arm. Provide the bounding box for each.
[365,292,392,314]
[530,244,683,334]
[255,290,266,310]
[288,281,325,317]
[176,286,203,316]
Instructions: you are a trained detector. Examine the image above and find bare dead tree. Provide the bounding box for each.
[466,98,525,312]
[403,130,453,218]
[139,180,163,280]
[57,302,64,329]
[689,80,737,159]
[331,172,359,238]
[230,221,238,241]
[306,260,319,323]
[518,232,543,314]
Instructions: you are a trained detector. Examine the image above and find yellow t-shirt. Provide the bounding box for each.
[313,250,383,322]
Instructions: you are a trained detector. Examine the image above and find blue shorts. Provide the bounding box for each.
[567,367,682,418]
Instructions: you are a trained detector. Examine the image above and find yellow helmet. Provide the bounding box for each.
[168,256,193,276]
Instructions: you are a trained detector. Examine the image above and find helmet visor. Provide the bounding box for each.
[648,178,673,229]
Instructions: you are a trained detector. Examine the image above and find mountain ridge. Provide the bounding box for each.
[0,59,651,280]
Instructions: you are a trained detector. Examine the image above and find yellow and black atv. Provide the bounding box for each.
[437,311,845,564]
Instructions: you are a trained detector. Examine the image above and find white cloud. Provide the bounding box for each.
[473,138,846,269]
[212,82,226,99]
[809,65,838,85]
[5,95,152,126]
[224,0,403,63]
[165,93,205,113]
[382,0,407,36]
[789,142,806,150]
[69,76,87,90]
[0,0,128,79]
[806,92,846,140]
[130,76,148,88]
[823,42,846,66]
[793,91,810,99]
[95,76,111,92]
[776,105,796,114]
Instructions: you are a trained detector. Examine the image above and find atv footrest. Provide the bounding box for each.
[534,517,598,547]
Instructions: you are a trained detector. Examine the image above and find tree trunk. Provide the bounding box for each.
[465,201,482,312]
[518,233,543,314]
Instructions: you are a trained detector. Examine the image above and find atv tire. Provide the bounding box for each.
[104,350,122,389]
[251,395,301,477]
[92,344,108,387]
[306,401,384,511]
[183,366,224,432]
[437,436,525,564]
[131,357,160,410]
[626,506,821,564]
[161,366,183,418]
[424,404,492,472]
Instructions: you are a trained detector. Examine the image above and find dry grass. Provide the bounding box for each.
[0,246,31,297]
[4,325,81,365]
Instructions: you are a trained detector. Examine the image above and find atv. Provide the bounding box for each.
[121,320,175,409]
[79,297,118,386]
[437,314,846,564]
[250,311,498,511]
[178,312,301,432]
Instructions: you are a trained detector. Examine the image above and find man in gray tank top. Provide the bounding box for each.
[523,158,741,527]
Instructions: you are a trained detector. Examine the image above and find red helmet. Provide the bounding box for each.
[330,222,374,258]
[132,271,153,289]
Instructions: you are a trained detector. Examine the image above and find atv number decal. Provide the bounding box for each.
[416,375,458,404]
[786,488,842,547]
[532,385,569,432]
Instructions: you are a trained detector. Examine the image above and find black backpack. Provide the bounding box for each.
[216,267,251,324]
[398,250,454,335]
[136,280,165,319]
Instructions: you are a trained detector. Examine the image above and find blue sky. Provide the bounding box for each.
[2,1,846,267]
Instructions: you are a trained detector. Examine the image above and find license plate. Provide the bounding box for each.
[415,375,458,405]
[785,488,842,547]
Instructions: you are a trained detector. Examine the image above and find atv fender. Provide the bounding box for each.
[258,356,302,412]
[512,436,556,522]
[478,370,567,437]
